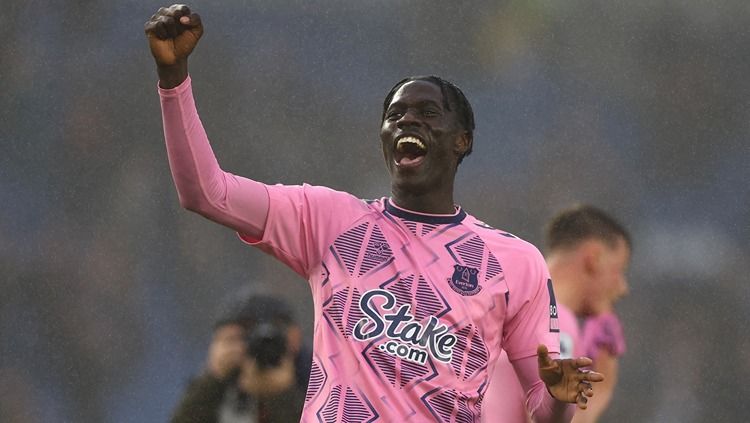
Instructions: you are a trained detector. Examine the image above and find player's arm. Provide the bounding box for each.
[511,348,603,423]
[511,354,574,423]
[571,349,617,423]
[145,5,269,239]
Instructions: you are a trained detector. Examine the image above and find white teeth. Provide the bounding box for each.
[397,136,426,150]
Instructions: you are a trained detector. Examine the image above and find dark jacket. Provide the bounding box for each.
[170,349,311,423]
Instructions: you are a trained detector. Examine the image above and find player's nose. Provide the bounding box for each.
[396,108,422,129]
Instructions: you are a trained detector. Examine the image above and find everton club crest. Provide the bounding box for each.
[448,264,482,296]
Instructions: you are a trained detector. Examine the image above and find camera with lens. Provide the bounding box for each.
[245,321,288,369]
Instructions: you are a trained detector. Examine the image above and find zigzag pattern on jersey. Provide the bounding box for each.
[381,274,451,320]
[403,221,440,238]
[323,287,366,339]
[422,388,481,423]
[450,325,489,381]
[320,261,330,286]
[332,222,393,277]
[446,234,504,283]
[316,384,378,423]
[305,357,328,404]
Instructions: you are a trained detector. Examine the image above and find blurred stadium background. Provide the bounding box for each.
[1,1,748,422]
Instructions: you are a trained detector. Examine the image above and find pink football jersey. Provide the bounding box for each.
[240,185,560,422]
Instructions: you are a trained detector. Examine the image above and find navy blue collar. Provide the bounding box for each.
[384,198,466,224]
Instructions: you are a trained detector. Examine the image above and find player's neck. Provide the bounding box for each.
[390,188,456,215]
[552,283,583,316]
[548,257,585,315]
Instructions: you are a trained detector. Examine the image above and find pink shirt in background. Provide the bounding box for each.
[581,312,626,360]
[481,304,580,423]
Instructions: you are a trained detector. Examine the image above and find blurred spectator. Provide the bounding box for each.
[170,292,310,423]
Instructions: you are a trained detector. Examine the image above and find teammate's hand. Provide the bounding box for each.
[537,344,604,410]
[144,4,203,67]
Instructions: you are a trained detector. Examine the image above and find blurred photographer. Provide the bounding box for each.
[170,293,310,423]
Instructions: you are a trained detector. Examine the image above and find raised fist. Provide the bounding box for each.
[144,4,203,67]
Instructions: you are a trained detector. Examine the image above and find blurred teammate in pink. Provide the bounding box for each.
[482,206,630,423]
[145,5,604,421]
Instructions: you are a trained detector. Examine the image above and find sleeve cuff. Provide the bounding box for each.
[158,75,192,97]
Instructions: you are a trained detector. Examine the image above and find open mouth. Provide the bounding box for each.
[394,136,427,168]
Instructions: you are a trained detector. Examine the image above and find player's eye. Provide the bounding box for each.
[386,111,403,121]
[423,109,439,117]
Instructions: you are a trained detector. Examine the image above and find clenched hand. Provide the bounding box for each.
[144,4,203,88]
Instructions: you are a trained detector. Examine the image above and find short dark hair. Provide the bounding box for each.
[382,75,475,164]
[214,292,294,331]
[545,205,631,252]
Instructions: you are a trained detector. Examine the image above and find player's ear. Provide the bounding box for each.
[581,240,604,278]
[454,132,472,157]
